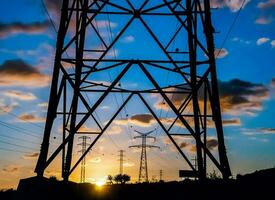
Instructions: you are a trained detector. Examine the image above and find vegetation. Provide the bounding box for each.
[114,174,131,184]
[49,176,58,182]
[207,170,221,180]
[107,175,113,185]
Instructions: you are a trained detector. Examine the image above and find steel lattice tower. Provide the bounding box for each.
[78,136,90,183]
[129,130,160,182]
[35,0,231,181]
[118,150,125,175]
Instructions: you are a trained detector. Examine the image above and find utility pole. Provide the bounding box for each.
[78,136,90,183]
[129,130,160,182]
[118,150,125,175]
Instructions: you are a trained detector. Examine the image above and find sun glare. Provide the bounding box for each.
[95,180,106,187]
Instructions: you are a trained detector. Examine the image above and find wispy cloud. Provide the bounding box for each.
[214,48,229,59]
[255,16,273,24]
[23,152,39,160]
[2,165,20,173]
[0,43,54,61]
[123,162,135,167]
[88,157,102,164]
[242,127,275,136]
[38,102,48,108]
[0,101,17,115]
[107,125,123,135]
[231,37,251,44]
[3,90,37,101]
[0,21,49,38]
[222,118,241,126]
[256,37,270,45]
[257,0,275,9]
[121,35,135,43]
[210,0,250,12]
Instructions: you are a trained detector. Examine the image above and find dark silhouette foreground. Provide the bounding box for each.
[1,168,275,200]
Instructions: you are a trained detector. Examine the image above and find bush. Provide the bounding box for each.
[114,174,131,184]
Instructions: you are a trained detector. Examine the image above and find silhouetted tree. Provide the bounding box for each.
[49,176,58,181]
[208,170,221,180]
[122,174,130,183]
[107,175,113,184]
[114,174,131,184]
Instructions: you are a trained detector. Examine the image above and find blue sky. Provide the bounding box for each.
[0,0,275,189]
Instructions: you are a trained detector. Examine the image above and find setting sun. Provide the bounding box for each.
[95,180,106,187]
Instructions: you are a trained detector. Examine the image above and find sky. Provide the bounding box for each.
[0,0,275,189]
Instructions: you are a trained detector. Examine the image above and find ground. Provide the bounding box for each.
[1,168,275,200]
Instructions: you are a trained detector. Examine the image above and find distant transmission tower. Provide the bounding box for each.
[34,0,231,182]
[129,130,160,182]
[160,169,163,182]
[78,136,90,183]
[118,150,125,175]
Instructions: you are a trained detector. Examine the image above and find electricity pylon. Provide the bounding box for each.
[129,130,160,182]
[118,150,125,175]
[78,136,90,183]
[35,0,231,181]
[160,169,163,182]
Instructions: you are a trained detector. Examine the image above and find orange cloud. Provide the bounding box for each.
[114,114,155,127]
[214,48,229,59]
[23,152,39,160]
[107,125,123,135]
[222,118,241,126]
[3,90,37,101]
[18,113,45,123]
[2,165,20,173]
[0,60,50,88]
[154,79,269,117]
[0,102,17,114]
[219,79,269,115]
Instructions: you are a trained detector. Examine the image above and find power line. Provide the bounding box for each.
[0,139,39,151]
[0,118,61,145]
[0,120,41,139]
[0,134,41,145]
[104,5,134,143]
[216,0,246,57]
[0,147,32,154]
[154,21,181,138]
[0,107,44,129]
[41,0,122,151]
[41,0,58,33]
[92,18,125,149]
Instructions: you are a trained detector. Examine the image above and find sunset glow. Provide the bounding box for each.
[0,0,275,191]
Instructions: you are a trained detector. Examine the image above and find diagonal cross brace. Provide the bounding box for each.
[138,62,224,172]
[41,62,132,171]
